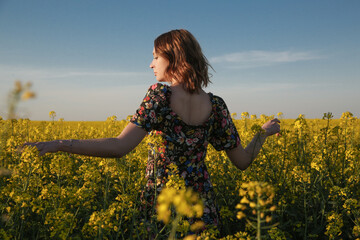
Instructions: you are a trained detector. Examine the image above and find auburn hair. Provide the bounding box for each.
[154,29,213,93]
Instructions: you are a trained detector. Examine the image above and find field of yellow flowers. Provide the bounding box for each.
[0,112,359,239]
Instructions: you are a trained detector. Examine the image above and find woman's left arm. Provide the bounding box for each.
[226,118,280,170]
[23,123,147,157]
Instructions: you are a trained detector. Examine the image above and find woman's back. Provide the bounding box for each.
[131,82,241,227]
[169,84,212,126]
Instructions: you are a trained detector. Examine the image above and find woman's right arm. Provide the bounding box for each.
[23,122,147,157]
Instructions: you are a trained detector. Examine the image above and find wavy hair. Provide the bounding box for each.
[154,29,213,93]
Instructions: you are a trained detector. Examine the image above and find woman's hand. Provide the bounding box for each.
[262,118,281,136]
[22,140,61,156]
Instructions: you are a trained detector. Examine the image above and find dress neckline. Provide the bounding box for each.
[163,84,215,128]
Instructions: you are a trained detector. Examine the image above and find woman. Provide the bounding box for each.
[24,29,280,232]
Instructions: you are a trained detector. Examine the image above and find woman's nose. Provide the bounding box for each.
[149,60,154,68]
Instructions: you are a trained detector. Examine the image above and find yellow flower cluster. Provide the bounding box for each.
[292,166,311,184]
[343,198,360,238]
[157,187,204,224]
[13,81,36,101]
[7,80,36,119]
[293,114,309,137]
[236,181,277,237]
[166,164,186,191]
[241,112,249,119]
[325,212,344,239]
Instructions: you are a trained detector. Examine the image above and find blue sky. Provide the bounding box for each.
[0,0,359,120]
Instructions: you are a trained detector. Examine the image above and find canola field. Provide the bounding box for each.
[0,113,359,240]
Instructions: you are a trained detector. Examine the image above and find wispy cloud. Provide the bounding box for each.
[210,50,323,68]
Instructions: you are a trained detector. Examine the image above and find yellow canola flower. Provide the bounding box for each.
[49,111,56,119]
[341,111,354,119]
[239,189,246,196]
[241,112,249,119]
[184,235,197,240]
[193,204,204,218]
[237,211,246,220]
[235,204,246,211]
[157,187,203,224]
[311,160,321,172]
[240,197,249,204]
[190,221,205,232]
[21,90,36,100]
[259,199,266,207]
[353,225,360,237]
[157,203,171,224]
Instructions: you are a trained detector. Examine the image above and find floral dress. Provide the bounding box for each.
[131,83,240,227]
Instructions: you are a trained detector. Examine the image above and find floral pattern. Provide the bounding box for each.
[131,83,240,227]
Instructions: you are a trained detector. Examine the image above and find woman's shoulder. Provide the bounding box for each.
[145,83,171,103]
[207,93,233,119]
[208,92,227,108]
[147,83,171,94]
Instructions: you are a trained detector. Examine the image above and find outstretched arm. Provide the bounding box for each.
[23,123,147,158]
[226,118,280,170]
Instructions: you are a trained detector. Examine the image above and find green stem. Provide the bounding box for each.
[168,214,180,240]
[65,206,80,239]
[257,195,261,240]
[303,183,308,240]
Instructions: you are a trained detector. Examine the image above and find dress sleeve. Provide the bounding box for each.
[130,83,168,132]
[209,96,240,151]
